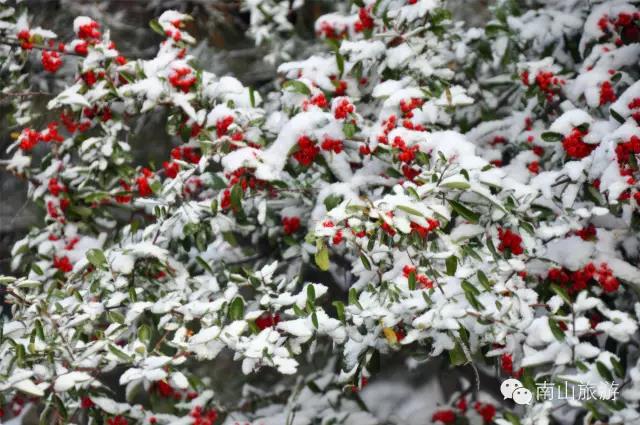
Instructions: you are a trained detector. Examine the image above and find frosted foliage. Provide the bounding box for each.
[1,1,640,425]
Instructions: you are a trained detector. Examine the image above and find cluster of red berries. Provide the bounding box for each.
[354,7,374,32]
[106,416,128,425]
[17,29,34,49]
[402,265,434,289]
[302,93,328,111]
[377,115,397,145]
[615,135,640,173]
[46,198,69,221]
[331,229,344,245]
[74,18,101,55]
[225,167,269,193]
[282,216,301,235]
[81,69,106,87]
[77,19,101,39]
[499,352,524,377]
[527,161,540,174]
[136,168,154,197]
[575,224,597,241]
[527,146,544,174]
[53,256,73,273]
[599,80,617,105]
[548,262,620,293]
[497,228,524,255]
[41,50,63,73]
[163,161,180,178]
[48,178,65,197]
[255,312,281,330]
[562,128,595,159]
[152,380,198,401]
[216,115,235,138]
[628,97,640,123]
[83,105,113,122]
[293,135,320,166]
[521,70,566,101]
[60,111,91,133]
[115,180,133,204]
[410,219,439,238]
[597,11,640,46]
[80,396,94,409]
[391,136,418,163]
[169,67,197,93]
[333,98,355,119]
[332,78,348,96]
[18,122,64,151]
[317,21,347,40]
[399,98,423,118]
[190,406,219,425]
[489,136,507,146]
[432,400,496,424]
[164,18,185,42]
[320,137,343,153]
[322,220,366,241]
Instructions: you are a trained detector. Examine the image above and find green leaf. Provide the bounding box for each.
[336,52,345,77]
[31,263,44,276]
[485,23,508,37]
[397,205,424,216]
[230,183,243,210]
[550,283,572,306]
[311,312,319,329]
[138,324,151,342]
[348,288,359,306]
[149,19,164,36]
[449,341,468,366]
[196,256,213,274]
[548,318,566,341]
[461,280,480,296]
[503,411,521,425]
[477,270,492,289]
[315,242,330,271]
[307,284,316,303]
[343,122,357,138]
[445,255,458,276]
[324,194,343,211]
[360,254,372,270]
[408,271,416,291]
[442,181,471,190]
[86,248,107,269]
[82,191,110,203]
[611,357,625,378]
[229,297,245,321]
[462,279,483,306]
[249,86,256,108]
[448,200,479,224]
[610,108,626,124]
[283,80,311,96]
[107,311,125,324]
[541,131,564,142]
[70,205,92,218]
[333,301,345,323]
[596,361,614,382]
[109,344,132,361]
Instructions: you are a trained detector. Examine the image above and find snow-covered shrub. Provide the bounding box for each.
[1,0,640,424]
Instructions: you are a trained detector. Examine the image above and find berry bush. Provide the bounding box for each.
[1,0,640,424]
